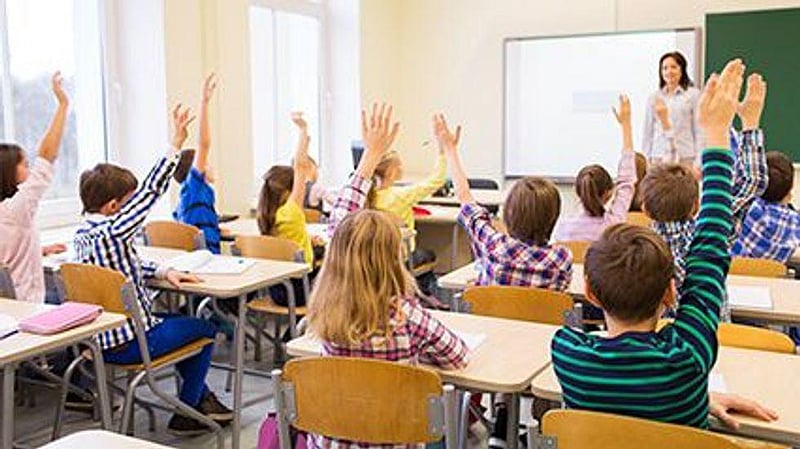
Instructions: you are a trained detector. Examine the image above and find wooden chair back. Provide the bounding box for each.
[0,264,16,299]
[718,322,796,354]
[626,212,652,227]
[59,263,128,315]
[144,221,204,251]
[558,240,591,264]
[729,257,786,278]
[303,209,323,224]
[276,357,455,446]
[463,285,574,325]
[234,235,301,262]
[539,409,763,449]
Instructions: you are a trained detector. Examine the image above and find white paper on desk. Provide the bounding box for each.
[167,250,255,275]
[454,330,486,351]
[709,372,727,393]
[727,285,773,310]
[0,313,18,339]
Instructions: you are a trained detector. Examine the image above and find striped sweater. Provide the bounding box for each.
[551,147,733,428]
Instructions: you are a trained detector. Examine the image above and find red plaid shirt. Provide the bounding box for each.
[458,203,572,291]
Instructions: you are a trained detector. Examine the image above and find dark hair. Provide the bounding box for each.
[0,144,24,201]
[586,223,674,323]
[79,163,139,214]
[575,164,613,217]
[503,176,561,245]
[659,51,694,90]
[258,165,294,235]
[639,163,698,222]
[629,153,648,212]
[763,151,794,203]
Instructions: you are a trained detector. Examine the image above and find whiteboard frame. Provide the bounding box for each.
[502,27,702,183]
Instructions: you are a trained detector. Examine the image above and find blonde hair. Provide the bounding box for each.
[366,152,402,209]
[307,209,417,345]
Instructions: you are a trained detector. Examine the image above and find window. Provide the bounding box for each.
[0,0,106,210]
[249,0,325,192]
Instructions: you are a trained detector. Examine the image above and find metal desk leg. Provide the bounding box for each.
[284,279,299,339]
[86,341,112,429]
[232,293,247,449]
[506,393,521,449]
[2,364,14,449]
[450,225,459,271]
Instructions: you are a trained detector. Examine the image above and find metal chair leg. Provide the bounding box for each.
[120,371,147,435]
[52,354,87,440]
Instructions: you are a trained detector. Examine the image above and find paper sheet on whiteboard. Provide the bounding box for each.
[727,286,773,310]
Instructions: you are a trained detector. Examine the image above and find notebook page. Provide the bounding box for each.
[727,286,773,310]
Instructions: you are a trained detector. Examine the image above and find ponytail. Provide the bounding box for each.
[575,164,613,217]
[366,152,401,210]
[257,165,294,235]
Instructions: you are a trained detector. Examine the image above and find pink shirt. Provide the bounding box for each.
[0,157,54,302]
[553,151,636,243]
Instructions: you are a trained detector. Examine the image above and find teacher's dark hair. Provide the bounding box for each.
[658,51,693,90]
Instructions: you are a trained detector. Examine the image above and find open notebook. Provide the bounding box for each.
[727,285,773,310]
[453,330,487,351]
[0,313,18,339]
[167,250,255,275]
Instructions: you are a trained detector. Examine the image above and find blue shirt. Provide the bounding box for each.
[173,167,220,254]
[733,197,800,263]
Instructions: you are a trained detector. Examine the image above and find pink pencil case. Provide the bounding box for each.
[19,302,103,335]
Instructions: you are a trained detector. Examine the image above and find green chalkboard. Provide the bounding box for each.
[706,8,800,160]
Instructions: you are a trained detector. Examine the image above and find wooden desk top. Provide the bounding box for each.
[439,262,800,324]
[0,299,127,366]
[287,310,558,393]
[223,218,415,241]
[420,190,504,207]
[531,346,800,445]
[40,430,173,448]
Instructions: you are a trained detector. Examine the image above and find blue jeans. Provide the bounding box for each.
[103,315,217,407]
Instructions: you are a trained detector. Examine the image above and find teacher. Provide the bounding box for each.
[642,51,702,165]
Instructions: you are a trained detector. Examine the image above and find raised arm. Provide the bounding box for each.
[607,94,636,220]
[38,72,69,162]
[327,103,398,234]
[731,74,768,218]
[288,112,314,208]
[434,114,471,204]
[196,73,217,174]
[673,59,742,372]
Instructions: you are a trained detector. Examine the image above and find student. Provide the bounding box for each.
[73,105,232,435]
[0,72,68,303]
[551,59,777,429]
[629,152,648,212]
[173,73,221,254]
[308,103,468,448]
[304,158,336,213]
[733,150,800,263]
[553,95,636,242]
[640,73,768,290]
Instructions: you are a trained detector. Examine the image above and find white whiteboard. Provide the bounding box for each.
[504,29,699,179]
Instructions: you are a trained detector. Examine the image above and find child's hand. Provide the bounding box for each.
[202,73,218,104]
[737,73,766,131]
[613,94,632,127]
[42,243,67,256]
[171,103,196,150]
[433,113,461,155]
[291,111,308,132]
[709,392,778,430]
[361,102,400,157]
[698,58,745,148]
[51,72,69,107]
[165,269,202,288]
[653,97,670,128]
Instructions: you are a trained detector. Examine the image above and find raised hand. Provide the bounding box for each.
[737,73,766,131]
[433,114,461,155]
[171,103,196,150]
[613,94,632,126]
[51,71,69,107]
[361,102,400,157]
[698,58,745,148]
[291,111,308,132]
[202,73,218,104]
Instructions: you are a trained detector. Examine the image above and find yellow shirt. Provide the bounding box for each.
[275,200,313,266]
[374,154,447,231]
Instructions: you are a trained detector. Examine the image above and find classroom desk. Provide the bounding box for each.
[286,310,558,449]
[137,246,310,449]
[40,430,174,448]
[0,299,127,449]
[415,206,473,272]
[222,218,416,243]
[438,262,800,325]
[530,346,800,446]
[419,189,505,208]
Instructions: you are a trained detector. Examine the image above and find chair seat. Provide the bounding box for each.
[108,337,215,371]
[248,297,308,316]
[411,261,437,276]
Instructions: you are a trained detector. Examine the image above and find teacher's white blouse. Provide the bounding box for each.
[642,86,703,162]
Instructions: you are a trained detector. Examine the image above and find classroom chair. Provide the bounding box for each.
[717,322,796,354]
[58,263,222,448]
[729,257,787,278]
[303,208,323,224]
[468,178,499,190]
[463,285,576,326]
[626,211,652,227]
[0,264,15,299]
[529,409,786,449]
[234,235,308,361]
[272,357,459,449]
[557,240,591,264]
[143,220,206,251]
